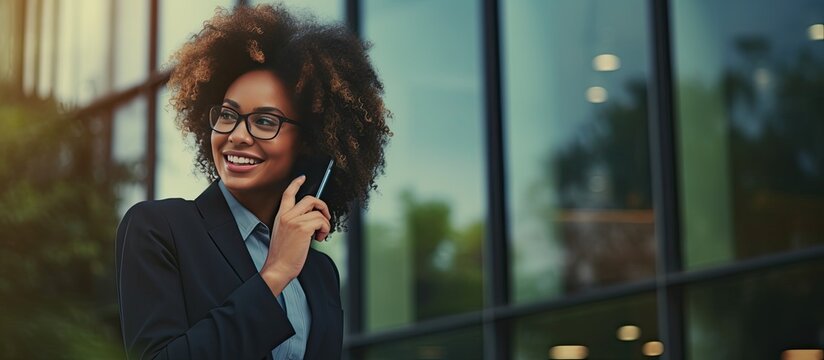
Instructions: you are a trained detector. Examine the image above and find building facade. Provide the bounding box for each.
[2,0,823,359]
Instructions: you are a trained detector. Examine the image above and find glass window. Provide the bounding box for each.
[686,261,824,358]
[502,0,654,304]
[357,327,483,360]
[113,0,148,89]
[311,235,347,324]
[512,293,659,359]
[53,0,111,105]
[0,1,24,84]
[155,0,231,200]
[53,0,70,100]
[362,0,486,331]
[158,0,233,69]
[672,0,824,269]
[22,0,37,95]
[155,87,210,200]
[249,0,343,23]
[113,97,149,216]
[35,0,55,98]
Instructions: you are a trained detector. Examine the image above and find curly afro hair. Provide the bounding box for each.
[166,4,392,233]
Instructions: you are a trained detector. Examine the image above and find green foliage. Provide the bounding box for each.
[399,189,484,320]
[553,79,652,210]
[0,86,131,358]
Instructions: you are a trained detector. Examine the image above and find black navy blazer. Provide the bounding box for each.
[115,180,343,360]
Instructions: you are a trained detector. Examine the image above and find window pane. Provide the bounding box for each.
[35,0,55,98]
[672,0,824,269]
[158,0,233,68]
[311,233,348,331]
[686,261,824,358]
[362,0,485,331]
[358,327,483,360]
[113,0,148,89]
[513,293,659,359]
[503,0,654,304]
[248,0,343,22]
[113,97,148,216]
[54,0,111,104]
[22,0,37,94]
[53,0,68,99]
[0,2,22,85]
[156,87,210,200]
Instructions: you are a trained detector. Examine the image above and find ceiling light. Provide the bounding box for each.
[809,24,824,41]
[617,325,641,341]
[593,54,621,71]
[549,345,588,359]
[642,341,664,356]
[586,86,608,103]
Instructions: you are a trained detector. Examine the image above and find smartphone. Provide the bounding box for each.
[292,155,335,200]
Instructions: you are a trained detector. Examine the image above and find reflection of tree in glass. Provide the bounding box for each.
[553,79,652,210]
[0,86,132,358]
[547,80,656,294]
[723,37,824,256]
[688,261,824,358]
[661,34,824,358]
[514,294,659,359]
[399,189,483,321]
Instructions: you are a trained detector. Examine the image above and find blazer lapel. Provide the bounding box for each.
[298,252,327,360]
[197,181,327,359]
[195,181,257,281]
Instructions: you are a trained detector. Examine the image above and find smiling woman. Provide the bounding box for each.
[209,70,303,218]
[115,4,391,360]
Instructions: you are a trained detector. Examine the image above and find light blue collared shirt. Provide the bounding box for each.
[219,180,311,360]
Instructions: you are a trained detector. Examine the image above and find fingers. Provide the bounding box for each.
[279,175,306,214]
[276,176,331,241]
[296,211,331,241]
[288,196,331,220]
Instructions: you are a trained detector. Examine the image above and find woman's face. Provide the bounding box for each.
[211,69,301,194]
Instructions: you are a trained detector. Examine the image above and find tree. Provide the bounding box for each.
[0,85,132,358]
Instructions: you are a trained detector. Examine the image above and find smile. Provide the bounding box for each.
[226,154,262,165]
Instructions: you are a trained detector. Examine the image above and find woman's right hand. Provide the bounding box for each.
[260,175,331,296]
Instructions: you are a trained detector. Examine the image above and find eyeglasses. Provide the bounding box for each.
[209,105,301,140]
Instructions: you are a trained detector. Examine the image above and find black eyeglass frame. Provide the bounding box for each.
[208,105,301,140]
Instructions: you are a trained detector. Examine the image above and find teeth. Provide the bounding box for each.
[227,155,260,165]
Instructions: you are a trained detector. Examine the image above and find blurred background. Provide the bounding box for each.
[0,0,822,359]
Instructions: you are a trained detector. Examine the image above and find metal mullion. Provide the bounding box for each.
[666,244,824,287]
[14,0,26,90]
[647,0,684,358]
[502,248,824,323]
[343,244,824,350]
[344,280,657,350]
[146,0,159,200]
[346,0,360,36]
[103,0,116,171]
[482,0,509,358]
[31,0,41,94]
[49,0,58,97]
[344,2,364,359]
[343,201,363,360]
[70,70,169,120]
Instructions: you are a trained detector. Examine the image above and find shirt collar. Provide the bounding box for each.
[218,180,266,242]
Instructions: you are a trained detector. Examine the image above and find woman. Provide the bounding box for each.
[115,4,391,360]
